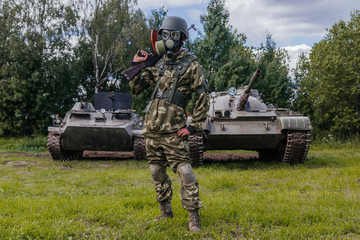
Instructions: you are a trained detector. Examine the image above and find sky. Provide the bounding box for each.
[135,0,359,70]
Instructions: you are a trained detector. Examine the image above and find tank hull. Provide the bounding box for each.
[47,92,147,161]
[61,125,133,151]
[205,118,282,150]
[196,82,313,165]
[207,134,282,150]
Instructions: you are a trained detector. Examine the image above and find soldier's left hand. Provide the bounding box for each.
[177,127,190,137]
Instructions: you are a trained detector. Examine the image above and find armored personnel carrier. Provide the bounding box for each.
[47,92,146,160]
[189,69,312,166]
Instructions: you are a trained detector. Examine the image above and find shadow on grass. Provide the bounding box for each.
[200,157,287,171]
[199,152,352,171]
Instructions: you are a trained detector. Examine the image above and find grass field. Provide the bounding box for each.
[0,138,359,239]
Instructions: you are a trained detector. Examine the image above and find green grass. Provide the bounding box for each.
[0,139,359,239]
[0,136,47,153]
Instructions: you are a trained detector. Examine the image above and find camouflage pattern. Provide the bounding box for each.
[188,208,201,232]
[156,200,174,220]
[179,178,202,210]
[146,132,190,172]
[129,50,209,134]
[147,132,202,210]
[129,50,208,211]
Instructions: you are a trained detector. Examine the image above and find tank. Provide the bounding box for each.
[189,69,312,166]
[47,92,146,160]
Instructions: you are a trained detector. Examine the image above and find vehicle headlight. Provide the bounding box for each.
[227,87,237,96]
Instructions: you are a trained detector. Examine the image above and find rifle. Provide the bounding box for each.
[121,30,162,82]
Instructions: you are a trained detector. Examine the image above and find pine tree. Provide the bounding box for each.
[255,32,293,108]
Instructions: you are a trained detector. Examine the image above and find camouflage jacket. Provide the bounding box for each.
[129,50,209,134]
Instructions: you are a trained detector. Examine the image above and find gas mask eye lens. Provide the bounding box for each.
[161,30,181,41]
[171,31,181,41]
[161,30,170,40]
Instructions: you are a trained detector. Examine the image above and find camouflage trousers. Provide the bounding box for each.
[144,131,202,211]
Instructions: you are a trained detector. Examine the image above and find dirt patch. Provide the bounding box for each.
[59,165,71,170]
[0,152,51,159]
[6,161,29,167]
[1,151,259,162]
[0,151,133,160]
[98,163,113,167]
[204,152,259,162]
[83,151,133,160]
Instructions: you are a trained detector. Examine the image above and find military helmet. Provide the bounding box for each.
[159,16,189,39]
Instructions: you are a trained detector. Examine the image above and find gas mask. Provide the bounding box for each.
[155,30,183,58]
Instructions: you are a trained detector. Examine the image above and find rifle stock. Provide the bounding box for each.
[151,30,158,52]
[121,52,162,82]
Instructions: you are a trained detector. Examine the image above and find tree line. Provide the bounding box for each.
[0,0,359,139]
[293,10,360,139]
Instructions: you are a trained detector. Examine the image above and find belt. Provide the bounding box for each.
[154,90,188,109]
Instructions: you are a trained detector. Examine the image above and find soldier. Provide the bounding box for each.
[129,16,209,232]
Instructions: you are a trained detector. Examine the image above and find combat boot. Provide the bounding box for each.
[188,208,201,232]
[156,200,174,220]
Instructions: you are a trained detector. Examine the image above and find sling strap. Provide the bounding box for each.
[151,54,196,109]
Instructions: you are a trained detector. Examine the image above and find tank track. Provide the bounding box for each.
[188,134,204,166]
[133,137,147,160]
[47,131,62,160]
[281,130,311,164]
[47,131,83,160]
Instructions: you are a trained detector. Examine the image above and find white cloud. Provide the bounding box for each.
[281,44,312,72]
[283,44,312,53]
[225,0,358,46]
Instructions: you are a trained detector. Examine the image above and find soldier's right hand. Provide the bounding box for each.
[133,50,149,62]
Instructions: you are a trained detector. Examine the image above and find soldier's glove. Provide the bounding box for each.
[186,125,196,135]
